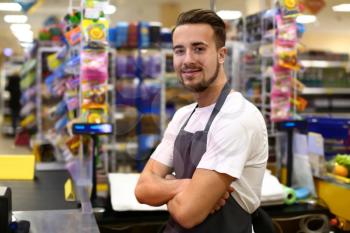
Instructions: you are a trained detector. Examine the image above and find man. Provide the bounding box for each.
[135,9,268,233]
[5,74,21,136]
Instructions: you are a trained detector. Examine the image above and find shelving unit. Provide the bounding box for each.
[19,58,37,138]
[35,46,63,143]
[302,87,350,95]
[237,9,279,171]
[112,47,163,172]
[298,52,350,118]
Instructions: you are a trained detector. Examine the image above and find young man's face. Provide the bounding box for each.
[172,23,225,93]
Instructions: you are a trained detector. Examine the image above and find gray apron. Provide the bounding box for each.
[163,83,252,233]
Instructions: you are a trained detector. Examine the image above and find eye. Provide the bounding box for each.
[194,47,205,53]
[173,48,185,56]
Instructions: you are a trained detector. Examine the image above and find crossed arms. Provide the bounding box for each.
[134,159,234,229]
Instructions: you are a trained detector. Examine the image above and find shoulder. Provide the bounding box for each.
[211,92,267,143]
[218,92,264,125]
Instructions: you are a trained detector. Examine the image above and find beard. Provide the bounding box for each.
[179,61,220,93]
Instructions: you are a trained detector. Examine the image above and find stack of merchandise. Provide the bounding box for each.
[270,0,306,121]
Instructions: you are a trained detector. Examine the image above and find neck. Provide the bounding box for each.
[194,69,227,107]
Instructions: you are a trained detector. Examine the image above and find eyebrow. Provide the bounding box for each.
[191,42,208,47]
[173,41,208,50]
[173,45,183,50]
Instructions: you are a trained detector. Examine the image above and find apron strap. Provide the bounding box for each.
[180,82,231,131]
[180,104,198,130]
[204,82,231,132]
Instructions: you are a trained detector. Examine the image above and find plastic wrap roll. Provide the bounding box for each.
[283,185,297,205]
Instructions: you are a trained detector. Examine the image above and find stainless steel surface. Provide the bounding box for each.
[35,162,66,171]
[14,209,100,233]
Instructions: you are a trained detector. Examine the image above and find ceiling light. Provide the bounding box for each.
[18,37,33,43]
[0,3,22,12]
[20,42,33,48]
[103,4,116,15]
[10,23,31,32]
[296,14,316,24]
[4,15,28,23]
[13,30,33,39]
[216,10,242,20]
[332,4,350,12]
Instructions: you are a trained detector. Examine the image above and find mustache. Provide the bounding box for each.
[181,64,202,71]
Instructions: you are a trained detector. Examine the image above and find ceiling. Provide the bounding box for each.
[0,0,349,56]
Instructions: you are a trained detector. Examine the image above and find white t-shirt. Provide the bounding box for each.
[151,92,268,213]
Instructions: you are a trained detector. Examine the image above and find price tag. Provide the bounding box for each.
[85,8,100,19]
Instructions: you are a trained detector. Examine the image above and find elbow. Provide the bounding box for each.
[134,183,146,204]
[134,184,147,204]
[134,182,162,206]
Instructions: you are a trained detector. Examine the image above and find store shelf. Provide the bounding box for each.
[301,87,350,95]
[300,60,348,68]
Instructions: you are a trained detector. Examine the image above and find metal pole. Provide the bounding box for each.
[210,0,216,11]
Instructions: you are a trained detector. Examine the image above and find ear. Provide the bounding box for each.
[218,47,227,64]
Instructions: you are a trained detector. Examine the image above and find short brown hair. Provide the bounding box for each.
[172,9,226,48]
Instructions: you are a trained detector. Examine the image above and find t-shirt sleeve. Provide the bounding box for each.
[150,112,182,168]
[197,121,253,179]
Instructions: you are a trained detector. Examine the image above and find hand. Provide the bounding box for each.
[165,174,176,180]
[210,186,234,214]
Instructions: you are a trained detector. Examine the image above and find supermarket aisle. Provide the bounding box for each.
[0,133,31,154]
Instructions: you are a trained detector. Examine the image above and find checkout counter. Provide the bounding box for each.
[0,166,100,233]
[0,164,336,233]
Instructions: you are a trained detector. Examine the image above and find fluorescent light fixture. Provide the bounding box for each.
[20,42,33,48]
[103,4,116,15]
[18,37,33,43]
[4,15,28,23]
[296,14,316,24]
[12,29,33,38]
[332,4,350,12]
[216,10,242,20]
[10,23,31,32]
[0,3,22,12]
[13,29,33,43]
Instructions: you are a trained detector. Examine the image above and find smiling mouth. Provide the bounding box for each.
[181,68,202,77]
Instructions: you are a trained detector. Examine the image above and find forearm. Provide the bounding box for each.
[135,172,186,206]
[167,190,209,229]
[166,169,235,229]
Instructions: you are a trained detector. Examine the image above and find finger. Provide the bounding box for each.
[165,174,176,180]
[223,192,229,200]
[227,186,234,193]
[219,199,226,207]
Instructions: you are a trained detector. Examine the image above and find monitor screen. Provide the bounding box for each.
[72,123,113,135]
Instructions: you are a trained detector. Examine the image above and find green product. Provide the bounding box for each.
[283,185,297,205]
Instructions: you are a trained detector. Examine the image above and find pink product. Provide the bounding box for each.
[276,15,297,47]
[272,78,291,95]
[272,66,292,94]
[81,68,108,83]
[270,94,291,121]
[81,50,108,83]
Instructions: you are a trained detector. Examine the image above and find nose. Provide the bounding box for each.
[183,50,195,65]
